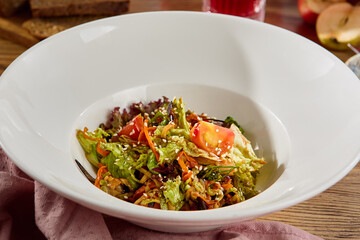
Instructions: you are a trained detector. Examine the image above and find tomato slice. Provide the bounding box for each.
[118,114,144,140]
[190,121,235,156]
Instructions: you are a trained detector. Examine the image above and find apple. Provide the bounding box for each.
[297,0,346,25]
[316,2,360,50]
[298,0,318,24]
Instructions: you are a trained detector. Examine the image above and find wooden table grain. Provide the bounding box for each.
[0,0,359,239]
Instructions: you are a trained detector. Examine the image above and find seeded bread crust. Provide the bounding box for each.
[29,0,129,17]
[0,17,39,47]
[22,16,103,39]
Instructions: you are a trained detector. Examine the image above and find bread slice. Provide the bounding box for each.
[22,16,102,39]
[0,17,39,47]
[0,0,28,17]
[29,0,129,17]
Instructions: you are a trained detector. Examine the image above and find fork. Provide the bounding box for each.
[75,159,96,183]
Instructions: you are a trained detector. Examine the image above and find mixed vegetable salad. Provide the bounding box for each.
[76,97,265,210]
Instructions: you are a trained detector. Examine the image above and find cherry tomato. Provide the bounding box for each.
[190,121,235,156]
[118,114,144,140]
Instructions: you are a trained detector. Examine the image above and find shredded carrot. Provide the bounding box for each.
[138,129,145,142]
[96,142,110,156]
[132,180,157,201]
[182,171,193,182]
[82,127,105,143]
[184,154,199,168]
[143,119,160,162]
[177,150,199,169]
[195,193,215,205]
[161,122,176,138]
[177,152,189,172]
[222,182,234,190]
[132,185,146,201]
[94,164,107,188]
[138,126,156,143]
[177,151,194,183]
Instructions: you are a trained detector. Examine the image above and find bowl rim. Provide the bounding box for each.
[1,11,360,225]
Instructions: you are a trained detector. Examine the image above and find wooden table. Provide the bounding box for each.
[0,0,358,239]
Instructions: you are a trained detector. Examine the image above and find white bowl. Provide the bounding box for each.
[0,11,359,233]
[346,54,360,79]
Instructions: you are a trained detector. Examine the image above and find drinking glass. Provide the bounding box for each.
[203,0,266,21]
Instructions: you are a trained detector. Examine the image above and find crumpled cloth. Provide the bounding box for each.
[0,147,323,240]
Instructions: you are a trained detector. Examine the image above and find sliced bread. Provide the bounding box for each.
[22,16,103,39]
[0,17,39,47]
[0,0,28,17]
[29,0,129,17]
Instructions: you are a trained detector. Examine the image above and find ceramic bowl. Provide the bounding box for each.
[0,12,360,233]
[346,54,360,79]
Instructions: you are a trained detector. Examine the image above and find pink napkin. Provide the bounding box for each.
[0,147,323,240]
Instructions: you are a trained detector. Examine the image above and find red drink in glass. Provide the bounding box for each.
[203,0,266,21]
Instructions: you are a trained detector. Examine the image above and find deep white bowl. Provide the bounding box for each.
[0,11,359,233]
[346,54,360,79]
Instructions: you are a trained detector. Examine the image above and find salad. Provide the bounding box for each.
[76,97,265,210]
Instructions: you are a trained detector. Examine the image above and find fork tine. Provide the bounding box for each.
[75,159,96,184]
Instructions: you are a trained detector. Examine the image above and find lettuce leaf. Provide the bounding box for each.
[173,98,190,133]
[229,124,266,198]
[162,177,184,210]
[157,142,182,165]
[76,130,99,167]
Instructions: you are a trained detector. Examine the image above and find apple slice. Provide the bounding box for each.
[316,2,360,50]
[298,0,346,25]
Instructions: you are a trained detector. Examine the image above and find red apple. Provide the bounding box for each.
[298,0,346,25]
[316,2,360,50]
[298,0,319,25]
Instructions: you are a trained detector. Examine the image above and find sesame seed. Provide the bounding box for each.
[216,129,219,132]
[124,196,128,199]
[218,140,222,143]
[129,129,135,136]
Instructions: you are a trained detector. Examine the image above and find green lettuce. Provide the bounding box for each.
[173,98,190,133]
[157,142,182,165]
[147,152,160,174]
[76,130,99,167]
[162,177,185,210]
